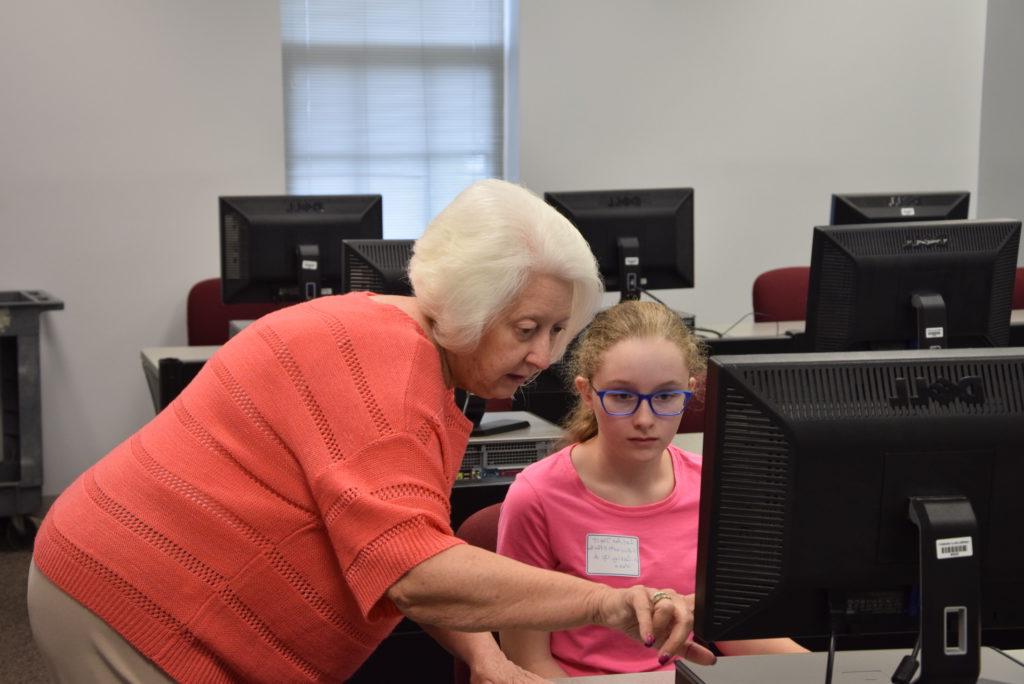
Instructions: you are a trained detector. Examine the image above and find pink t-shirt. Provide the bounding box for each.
[496,443,702,677]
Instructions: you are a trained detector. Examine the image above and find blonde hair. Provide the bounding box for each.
[561,300,707,446]
[408,179,602,360]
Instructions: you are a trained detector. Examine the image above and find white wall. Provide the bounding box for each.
[0,1,285,496]
[978,0,1024,261]
[517,0,988,319]
[0,1,1002,498]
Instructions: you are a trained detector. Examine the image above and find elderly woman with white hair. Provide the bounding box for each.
[28,179,715,683]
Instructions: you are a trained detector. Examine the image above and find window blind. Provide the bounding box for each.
[280,0,506,238]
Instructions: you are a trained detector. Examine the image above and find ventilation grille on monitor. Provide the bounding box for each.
[851,193,963,209]
[223,210,246,281]
[737,359,1024,419]
[813,240,857,351]
[831,221,1014,256]
[709,385,789,628]
[988,238,1017,344]
[342,239,413,295]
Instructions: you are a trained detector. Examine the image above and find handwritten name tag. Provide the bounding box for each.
[586,534,640,577]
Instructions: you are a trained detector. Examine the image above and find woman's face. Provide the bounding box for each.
[576,337,693,465]
[446,274,573,399]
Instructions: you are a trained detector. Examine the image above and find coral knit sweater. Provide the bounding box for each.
[34,292,472,682]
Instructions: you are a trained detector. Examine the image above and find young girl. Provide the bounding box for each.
[496,301,804,678]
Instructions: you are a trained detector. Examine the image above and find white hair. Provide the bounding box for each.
[409,179,602,360]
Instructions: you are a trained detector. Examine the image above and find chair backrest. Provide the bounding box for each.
[1015,267,1024,310]
[455,502,502,556]
[452,502,503,684]
[186,278,284,346]
[752,266,810,323]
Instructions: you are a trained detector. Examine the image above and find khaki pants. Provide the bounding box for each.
[27,561,175,684]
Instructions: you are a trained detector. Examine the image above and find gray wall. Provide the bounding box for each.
[0,1,285,496]
[517,0,988,317]
[978,0,1024,261]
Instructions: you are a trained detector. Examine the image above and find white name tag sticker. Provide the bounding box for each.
[586,534,640,577]
[301,259,318,270]
[936,536,973,560]
[901,207,916,216]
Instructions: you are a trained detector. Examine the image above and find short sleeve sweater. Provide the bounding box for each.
[33,292,472,683]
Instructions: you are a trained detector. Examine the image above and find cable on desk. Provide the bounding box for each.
[890,637,920,684]
[718,311,752,337]
[639,288,670,308]
[824,627,837,684]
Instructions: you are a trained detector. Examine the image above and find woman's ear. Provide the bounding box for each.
[575,376,594,409]
[688,375,697,391]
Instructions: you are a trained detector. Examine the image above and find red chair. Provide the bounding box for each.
[752,266,810,322]
[452,503,504,684]
[186,278,285,345]
[1014,267,1024,310]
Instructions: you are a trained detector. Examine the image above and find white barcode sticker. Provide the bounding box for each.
[301,259,318,270]
[901,207,916,216]
[925,326,944,339]
[936,536,973,560]
[624,256,640,266]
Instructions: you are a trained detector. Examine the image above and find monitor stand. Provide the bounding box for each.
[908,495,981,683]
[296,243,321,300]
[617,236,642,301]
[612,236,695,328]
[911,292,948,349]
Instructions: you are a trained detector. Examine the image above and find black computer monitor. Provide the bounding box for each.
[804,219,1020,352]
[338,238,528,437]
[220,194,383,303]
[340,239,415,296]
[830,191,970,225]
[694,348,1024,682]
[543,188,694,301]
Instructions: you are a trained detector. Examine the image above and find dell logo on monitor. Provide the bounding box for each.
[902,237,949,249]
[286,200,325,214]
[888,375,984,408]
[607,195,642,208]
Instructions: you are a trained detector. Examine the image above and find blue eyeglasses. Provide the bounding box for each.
[593,387,693,417]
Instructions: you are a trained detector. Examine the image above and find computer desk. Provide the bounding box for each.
[699,309,1024,355]
[140,345,218,412]
[549,647,1024,683]
[145,311,1024,434]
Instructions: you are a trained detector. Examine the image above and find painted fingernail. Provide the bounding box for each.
[644,634,655,648]
[658,653,671,665]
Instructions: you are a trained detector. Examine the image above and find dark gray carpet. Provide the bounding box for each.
[0,523,49,683]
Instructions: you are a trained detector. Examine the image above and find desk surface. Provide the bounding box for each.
[700,318,804,339]
[551,647,1024,683]
[140,345,218,376]
[701,309,1024,339]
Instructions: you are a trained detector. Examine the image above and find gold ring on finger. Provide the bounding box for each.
[651,591,671,605]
